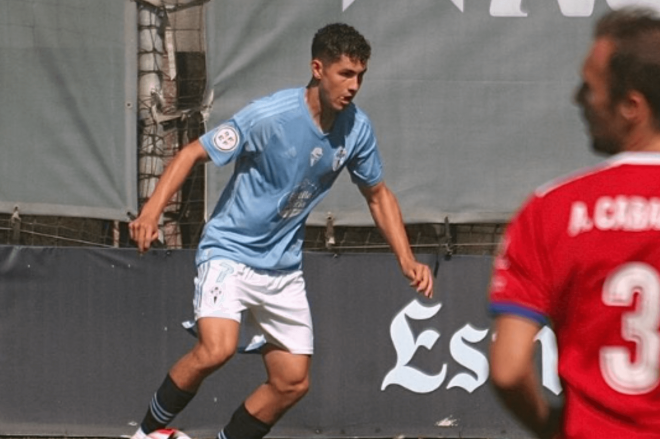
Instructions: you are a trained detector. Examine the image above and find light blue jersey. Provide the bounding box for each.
[197,87,383,270]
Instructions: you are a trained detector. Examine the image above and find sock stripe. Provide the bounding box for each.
[150,395,175,424]
[141,374,197,434]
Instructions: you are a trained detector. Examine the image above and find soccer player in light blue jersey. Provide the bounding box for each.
[129,23,433,439]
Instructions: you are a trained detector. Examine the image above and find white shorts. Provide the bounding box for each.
[193,259,314,355]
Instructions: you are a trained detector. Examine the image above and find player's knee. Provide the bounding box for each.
[192,342,236,373]
[272,373,310,401]
[292,374,310,398]
[284,378,309,403]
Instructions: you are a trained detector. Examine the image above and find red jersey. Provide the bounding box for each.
[490,153,660,438]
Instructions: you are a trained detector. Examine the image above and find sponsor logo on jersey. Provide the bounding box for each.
[278,180,318,218]
[212,125,239,152]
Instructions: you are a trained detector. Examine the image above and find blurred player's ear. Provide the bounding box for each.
[619,90,647,125]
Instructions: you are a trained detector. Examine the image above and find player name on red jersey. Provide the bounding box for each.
[568,195,660,236]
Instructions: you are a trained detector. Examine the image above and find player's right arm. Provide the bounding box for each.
[490,315,560,439]
[129,140,210,253]
[488,196,560,438]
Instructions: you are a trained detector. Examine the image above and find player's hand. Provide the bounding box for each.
[402,260,434,298]
[128,213,160,254]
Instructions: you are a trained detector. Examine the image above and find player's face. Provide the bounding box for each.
[575,38,625,155]
[313,55,367,113]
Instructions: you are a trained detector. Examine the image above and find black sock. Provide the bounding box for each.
[140,374,196,434]
[220,403,271,439]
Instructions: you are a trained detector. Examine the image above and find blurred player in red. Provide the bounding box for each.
[489,8,660,439]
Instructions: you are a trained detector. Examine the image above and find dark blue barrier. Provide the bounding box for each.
[0,246,559,438]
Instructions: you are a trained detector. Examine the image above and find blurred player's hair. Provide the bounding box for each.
[312,23,371,66]
[596,8,660,129]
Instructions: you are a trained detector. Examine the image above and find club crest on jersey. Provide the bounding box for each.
[310,147,323,167]
[333,147,347,171]
[212,125,239,152]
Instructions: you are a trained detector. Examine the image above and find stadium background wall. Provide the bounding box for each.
[0,0,507,255]
[5,0,632,251]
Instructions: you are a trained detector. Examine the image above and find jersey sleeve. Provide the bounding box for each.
[489,195,553,325]
[346,113,383,187]
[199,97,269,168]
[199,119,246,168]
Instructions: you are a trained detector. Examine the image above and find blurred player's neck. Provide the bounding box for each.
[629,136,660,153]
[622,125,660,153]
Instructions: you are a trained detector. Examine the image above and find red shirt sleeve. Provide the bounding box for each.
[489,195,553,325]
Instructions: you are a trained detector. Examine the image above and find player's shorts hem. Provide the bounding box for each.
[195,312,242,323]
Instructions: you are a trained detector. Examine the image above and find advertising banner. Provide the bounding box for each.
[0,247,560,438]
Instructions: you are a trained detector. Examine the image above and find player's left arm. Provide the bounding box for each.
[359,181,433,298]
[490,314,560,439]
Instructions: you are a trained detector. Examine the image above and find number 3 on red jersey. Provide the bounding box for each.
[600,262,660,395]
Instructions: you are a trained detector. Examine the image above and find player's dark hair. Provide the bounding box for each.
[595,8,660,130]
[311,23,371,65]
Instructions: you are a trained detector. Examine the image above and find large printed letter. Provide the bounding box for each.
[490,0,595,17]
[490,0,527,17]
[608,0,660,14]
[557,0,595,16]
[342,0,355,11]
[491,0,660,17]
[536,326,562,395]
[381,300,447,393]
[447,324,490,393]
[344,0,464,12]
